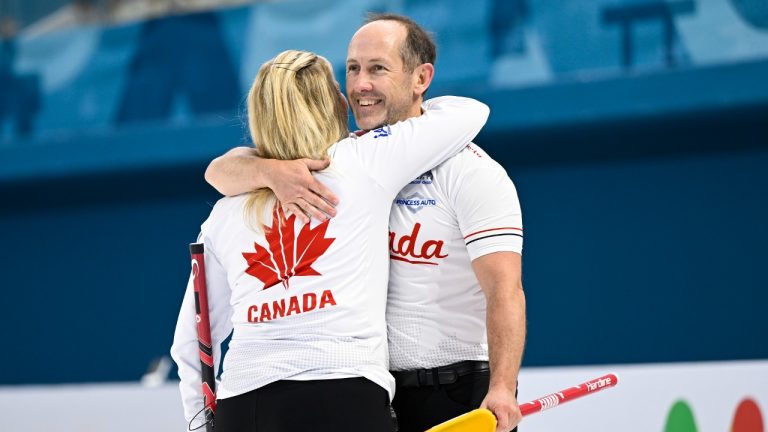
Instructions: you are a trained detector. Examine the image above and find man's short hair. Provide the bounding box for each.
[364,13,437,72]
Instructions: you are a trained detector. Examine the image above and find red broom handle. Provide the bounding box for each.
[190,243,216,432]
[520,373,619,416]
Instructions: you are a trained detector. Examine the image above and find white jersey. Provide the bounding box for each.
[170,96,489,425]
[387,143,523,371]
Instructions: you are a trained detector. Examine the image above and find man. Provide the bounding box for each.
[205,14,525,432]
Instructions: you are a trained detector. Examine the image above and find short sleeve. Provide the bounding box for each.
[452,152,523,261]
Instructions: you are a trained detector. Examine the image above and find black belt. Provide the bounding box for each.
[392,360,490,388]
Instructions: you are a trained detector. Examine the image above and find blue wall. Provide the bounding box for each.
[1,0,767,385]
[2,103,766,385]
[519,148,768,365]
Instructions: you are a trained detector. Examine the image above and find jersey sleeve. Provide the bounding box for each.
[170,227,233,427]
[452,153,523,261]
[346,96,489,197]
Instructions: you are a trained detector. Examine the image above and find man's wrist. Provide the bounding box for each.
[489,375,518,394]
[257,157,276,190]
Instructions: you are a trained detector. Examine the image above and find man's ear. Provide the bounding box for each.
[413,63,435,97]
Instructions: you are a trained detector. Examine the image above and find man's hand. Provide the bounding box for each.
[266,158,339,224]
[480,385,522,432]
[472,251,525,432]
[205,148,340,223]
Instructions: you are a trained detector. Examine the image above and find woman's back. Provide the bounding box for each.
[172,95,489,425]
[201,149,395,400]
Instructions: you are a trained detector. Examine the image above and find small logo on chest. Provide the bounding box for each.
[395,193,437,213]
[373,125,392,138]
[409,171,433,185]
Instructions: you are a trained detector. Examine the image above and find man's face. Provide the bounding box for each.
[346,21,421,130]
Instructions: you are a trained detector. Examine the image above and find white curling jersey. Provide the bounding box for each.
[170,97,489,425]
[387,143,523,371]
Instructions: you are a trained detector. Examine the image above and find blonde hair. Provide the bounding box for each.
[244,50,348,229]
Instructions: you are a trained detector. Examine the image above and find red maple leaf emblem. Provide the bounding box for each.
[242,207,335,290]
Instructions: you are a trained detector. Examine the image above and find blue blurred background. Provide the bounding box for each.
[0,0,766,387]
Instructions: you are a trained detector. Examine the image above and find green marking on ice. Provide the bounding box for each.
[664,400,698,432]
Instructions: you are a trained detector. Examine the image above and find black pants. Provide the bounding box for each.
[392,367,518,432]
[215,377,394,432]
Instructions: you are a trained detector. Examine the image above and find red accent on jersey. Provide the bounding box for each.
[389,223,448,265]
[465,144,483,158]
[464,226,523,240]
[242,207,336,290]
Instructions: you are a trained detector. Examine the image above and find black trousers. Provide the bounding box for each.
[215,377,395,432]
[392,366,518,432]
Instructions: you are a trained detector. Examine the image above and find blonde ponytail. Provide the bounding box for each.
[243,50,348,229]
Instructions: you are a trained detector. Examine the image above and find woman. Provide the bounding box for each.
[171,50,488,432]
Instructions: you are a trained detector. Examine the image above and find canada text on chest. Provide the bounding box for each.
[389,222,448,264]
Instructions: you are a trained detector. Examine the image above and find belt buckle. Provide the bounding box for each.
[437,369,459,385]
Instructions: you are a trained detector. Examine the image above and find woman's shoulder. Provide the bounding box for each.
[326,133,357,158]
[324,135,365,174]
[202,195,249,232]
[213,194,248,213]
